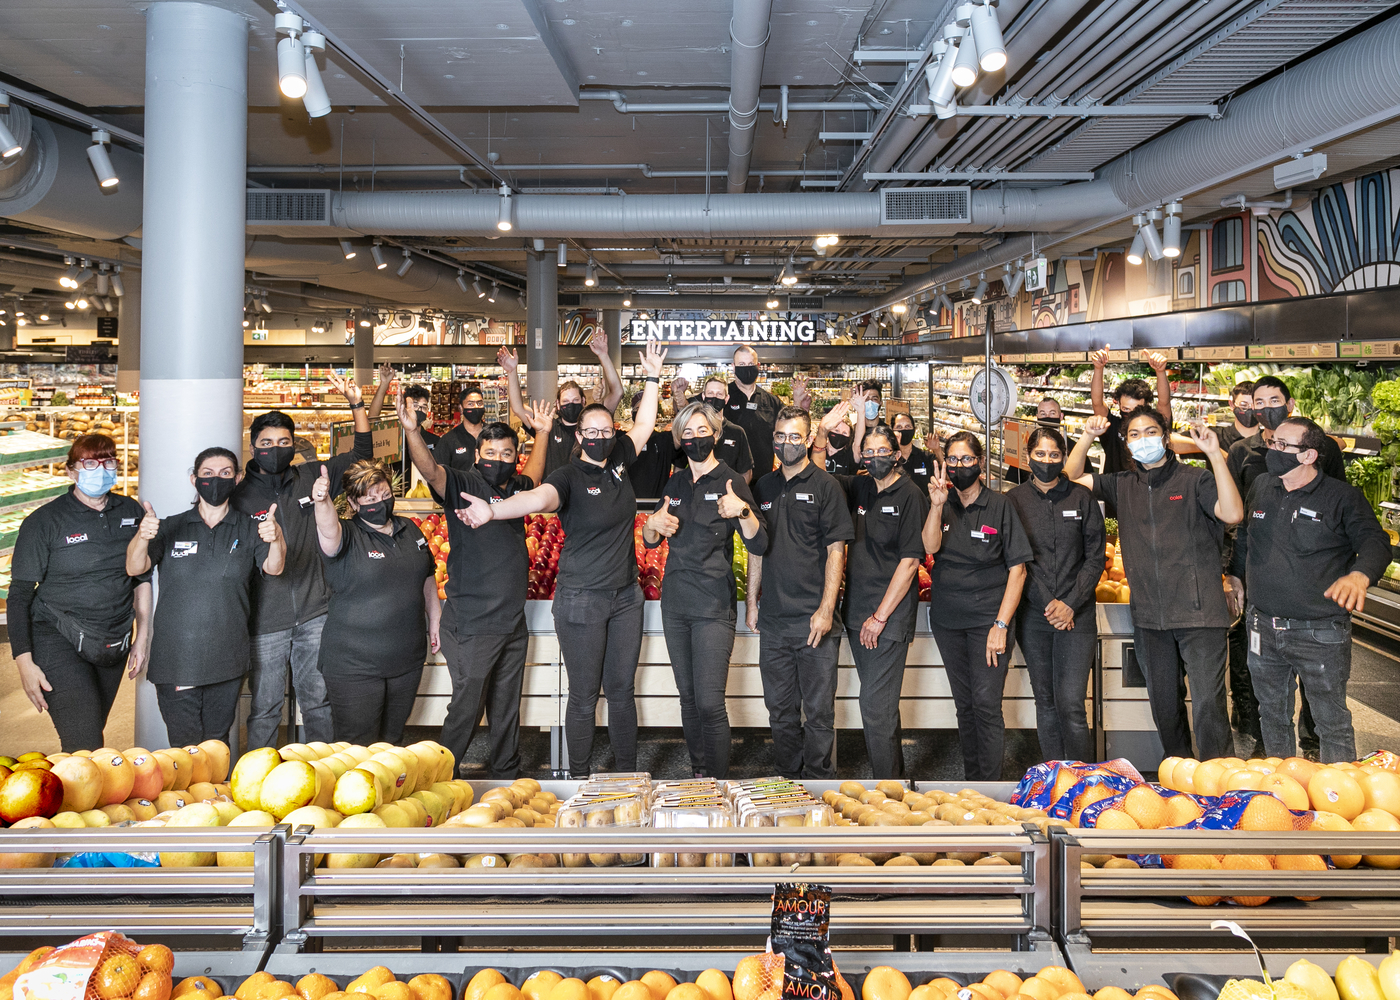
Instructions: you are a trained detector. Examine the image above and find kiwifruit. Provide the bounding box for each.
[1103,857,1140,869]
[705,853,733,867]
[652,853,675,867]
[752,852,780,866]
[839,781,867,798]
[779,852,812,865]
[858,790,887,806]
[884,855,919,866]
[588,852,620,867]
[839,855,877,866]
[678,852,706,867]
[875,780,906,800]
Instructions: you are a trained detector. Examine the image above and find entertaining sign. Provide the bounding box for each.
[628,315,830,344]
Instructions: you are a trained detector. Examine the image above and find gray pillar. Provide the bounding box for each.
[115,269,141,392]
[526,250,558,401]
[136,2,248,749]
[602,309,622,371]
[354,322,373,387]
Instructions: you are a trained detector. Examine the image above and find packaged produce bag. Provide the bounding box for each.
[13,932,140,1000]
[732,883,854,1000]
[1010,758,1143,813]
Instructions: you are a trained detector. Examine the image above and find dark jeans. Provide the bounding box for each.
[328,667,424,745]
[155,676,243,747]
[31,620,127,751]
[247,614,332,749]
[932,623,1012,781]
[759,627,840,779]
[1133,625,1233,760]
[1017,610,1095,764]
[438,602,527,778]
[1228,614,1262,742]
[663,608,736,778]
[554,583,644,774]
[1246,608,1355,763]
[848,629,910,779]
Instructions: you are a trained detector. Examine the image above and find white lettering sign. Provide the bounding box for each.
[630,319,823,344]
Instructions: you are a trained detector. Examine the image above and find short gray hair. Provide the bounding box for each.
[671,400,723,448]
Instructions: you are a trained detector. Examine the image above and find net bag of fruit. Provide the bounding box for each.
[733,883,854,1000]
[14,932,167,1000]
[1011,758,1143,813]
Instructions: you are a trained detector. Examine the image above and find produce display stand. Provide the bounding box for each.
[1052,826,1400,985]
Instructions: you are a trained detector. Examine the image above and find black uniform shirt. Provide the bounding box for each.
[231,430,373,635]
[145,505,269,686]
[1092,454,1230,630]
[320,515,434,677]
[753,462,854,637]
[1214,424,1249,454]
[712,418,755,478]
[1229,430,1346,495]
[726,382,782,477]
[1101,411,1136,474]
[900,444,934,494]
[399,427,439,484]
[10,488,150,653]
[525,415,580,478]
[1232,471,1391,622]
[442,465,533,634]
[436,423,477,471]
[824,441,858,476]
[929,485,1034,631]
[1007,476,1105,620]
[836,473,928,642]
[547,436,639,593]
[647,460,767,619]
[629,430,678,500]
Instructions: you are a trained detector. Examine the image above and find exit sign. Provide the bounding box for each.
[1024,257,1049,292]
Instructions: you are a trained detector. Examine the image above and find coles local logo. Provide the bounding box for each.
[65,532,88,544]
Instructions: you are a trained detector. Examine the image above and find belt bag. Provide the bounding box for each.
[37,599,133,668]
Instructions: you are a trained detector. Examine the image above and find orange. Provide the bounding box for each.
[484,986,524,1000]
[1093,810,1139,830]
[1278,757,1321,788]
[1016,979,1059,1000]
[1057,994,1093,1000]
[466,973,509,1000]
[1361,770,1400,818]
[1351,808,1400,868]
[347,971,395,996]
[1135,989,1178,1000]
[1173,759,1201,794]
[1035,970,1084,997]
[1121,786,1168,830]
[136,945,174,976]
[665,987,707,1000]
[1093,990,1133,1000]
[236,975,276,1000]
[255,984,298,1000]
[908,988,942,1000]
[406,978,452,1000]
[1272,852,1327,899]
[641,974,678,1000]
[860,968,912,1000]
[1164,854,1223,905]
[552,980,591,1000]
[1190,760,1228,797]
[371,986,411,1000]
[982,972,1024,1000]
[589,979,623,1000]
[962,985,1001,1000]
[1222,853,1273,906]
[732,957,782,1000]
[1238,794,1294,832]
[298,977,339,1000]
[928,981,963,998]
[614,985,657,1000]
[524,975,565,1000]
[96,957,148,1000]
[173,978,223,1000]
[1259,773,1310,811]
[1165,795,1204,828]
[1308,767,1364,819]
[1156,757,1182,790]
[136,972,174,1000]
[1308,810,1362,868]
[694,973,732,1000]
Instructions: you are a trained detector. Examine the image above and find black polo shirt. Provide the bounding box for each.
[442,465,533,634]
[647,460,767,619]
[436,423,477,471]
[929,485,1034,631]
[900,445,934,494]
[231,431,373,635]
[1007,477,1105,621]
[11,487,150,642]
[525,416,580,478]
[628,431,677,500]
[824,441,858,476]
[1214,424,1251,454]
[726,382,782,477]
[1092,454,1230,630]
[753,462,855,637]
[1229,431,1346,495]
[1100,411,1133,475]
[547,436,639,592]
[1232,471,1390,622]
[145,506,269,686]
[713,418,754,478]
[835,473,928,642]
[320,516,435,678]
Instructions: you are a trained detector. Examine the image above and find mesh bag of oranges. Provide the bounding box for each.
[732,884,854,1000]
[1011,759,1144,814]
[14,933,173,1000]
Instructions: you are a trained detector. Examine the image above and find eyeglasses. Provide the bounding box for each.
[580,428,615,440]
[1269,438,1303,453]
[76,459,118,471]
[861,448,893,458]
[945,455,979,467]
[773,433,806,445]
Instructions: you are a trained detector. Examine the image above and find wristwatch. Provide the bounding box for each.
[348,401,366,410]
[739,506,751,519]
[994,620,1008,630]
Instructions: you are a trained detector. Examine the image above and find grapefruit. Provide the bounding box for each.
[1174,759,1201,794]
[1361,770,1400,818]
[1221,769,1265,792]
[1259,773,1310,811]
[1222,853,1273,906]
[1165,795,1204,828]
[1309,810,1362,868]
[1238,794,1295,831]
[92,750,136,805]
[1164,854,1224,905]
[1279,757,1321,788]
[1191,759,1228,797]
[1308,767,1365,819]
[1272,853,1327,900]
[51,755,104,812]
[1094,810,1140,830]
[1351,809,1400,868]
[1156,758,1182,790]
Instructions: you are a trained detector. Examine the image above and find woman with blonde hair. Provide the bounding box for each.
[312,458,439,742]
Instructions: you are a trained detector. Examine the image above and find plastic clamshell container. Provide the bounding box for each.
[555,791,650,868]
[738,799,835,867]
[650,797,734,868]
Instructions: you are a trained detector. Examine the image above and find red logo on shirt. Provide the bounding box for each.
[1169,494,1183,501]
[587,487,601,495]
[980,525,997,535]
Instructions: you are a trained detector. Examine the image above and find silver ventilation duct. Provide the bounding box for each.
[725,0,774,194]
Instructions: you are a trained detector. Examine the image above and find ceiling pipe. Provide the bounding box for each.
[726,0,775,193]
[246,163,844,179]
[579,91,878,114]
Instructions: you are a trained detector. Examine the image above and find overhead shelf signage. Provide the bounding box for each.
[626,315,831,345]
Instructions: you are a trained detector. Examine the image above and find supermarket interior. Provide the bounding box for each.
[13,0,1400,994]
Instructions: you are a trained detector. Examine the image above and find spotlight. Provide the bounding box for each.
[86,131,118,188]
[925,38,959,110]
[396,249,415,277]
[101,297,114,312]
[39,312,50,321]
[0,91,22,158]
[95,266,109,296]
[1162,201,1183,258]
[622,291,632,307]
[15,317,24,327]
[359,313,372,328]
[822,234,839,247]
[970,1,1006,72]
[274,12,308,99]
[584,260,597,287]
[971,272,988,304]
[371,242,388,269]
[557,242,567,267]
[311,318,326,333]
[517,293,526,309]
[780,257,798,286]
[339,239,357,260]
[259,292,272,314]
[1127,216,1146,265]
[110,267,124,297]
[473,278,486,298]
[455,270,469,294]
[1139,212,1165,261]
[301,32,331,118]
[951,27,979,88]
[488,282,498,303]
[496,184,513,231]
[766,296,780,309]
[75,298,88,310]
[812,237,827,256]
[1005,263,1026,297]
[892,301,908,314]
[59,257,79,289]
[64,301,75,310]
[72,263,93,288]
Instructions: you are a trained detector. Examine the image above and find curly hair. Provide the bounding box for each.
[341,459,394,501]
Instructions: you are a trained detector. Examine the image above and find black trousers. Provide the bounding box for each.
[759,628,840,779]
[155,676,243,747]
[932,623,1012,781]
[554,583,644,775]
[848,628,910,779]
[1227,614,1262,742]
[30,620,127,752]
[663,608,736,778]
[438,603,527,778]
[1017,610,1095,764]
[1133,625,1233,760]
[327,667,424,745]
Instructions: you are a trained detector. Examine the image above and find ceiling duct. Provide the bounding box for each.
[726,0,775,194]
[246,189,331,229]
[880,188,972,225]
[0,115,142,241]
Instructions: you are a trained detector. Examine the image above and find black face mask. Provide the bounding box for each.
[828,431,850,451]
[949,465,981,491]
[559,401,584,424]
[413,406,431,427]
[1265,448,1303,476]
[1030,459,1064,484]
[896,428,915,446]
[254,444,295,475]
[864,456,895,480]
[703,397,725,413]
[735,365,759,386]
[357,497,394,526]
[1234,407,1258,428]
[776,441,807,467]
[682,435,716,462]
[477,458,513,486]
[581,436,615,462]
[461,406,485,425]
[1038,417,1062,429]
[195,476,237,506]
[1257,404,1289,430]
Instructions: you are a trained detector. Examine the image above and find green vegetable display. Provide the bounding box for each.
[1346,455,1391,518]
[1373,379,1400,414]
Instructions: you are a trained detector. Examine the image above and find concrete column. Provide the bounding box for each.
[602,309,622,371]
[136,2,248,749]
[353,322,373,388]
[115,269,140,392]
[526,250,558,401]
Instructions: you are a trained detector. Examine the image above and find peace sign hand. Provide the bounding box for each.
[327,370,363,405]
[927,462,949,507]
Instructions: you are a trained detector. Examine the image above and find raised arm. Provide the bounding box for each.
[398,391,447,498]
[311,464,342,556]
[1145,351,1172,422]
[127,501,159,577]
[1089,349,1110,418]
[519,400,555,487]
[812,399,852,461]
[920,461,948,553]
[590,328,625,412]
[851,396,868,457]
[626,341,668,452]
[1189,423,1242,525]
[497,346,533,426]
[1066,415,1108,485]
[459,483,561,528]
[328,371,371,434]
[367,362,395,419]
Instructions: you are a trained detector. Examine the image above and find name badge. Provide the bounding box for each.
[1299,506,1320,520]
[416,537,427,549]
[1062,509,1081,519]
[971,530,987,540]
[298,496,313,507]
[723,439,735,446]
[881,505,898,514]
[704,493,720,501]
[121,518,136,527]
[746,401,758,410]
[172,541,198,558]
[795,493,813,502]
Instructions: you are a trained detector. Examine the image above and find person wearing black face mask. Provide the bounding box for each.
[233,372,373,750]
[644,400,768,778]
[697,377,757,483]
[126,447,286,746]
[436,383,487,472]
[922,433,1033,781]
[458,341,668,775]
[890,411,934,493]
[1006,428,1103,764]
[726,345,783,476]
[310,459,438,743]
